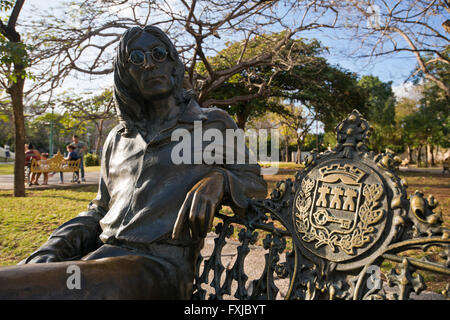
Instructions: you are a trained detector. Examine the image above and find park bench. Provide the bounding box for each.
[194,110,449,300]
[30,152,81,174]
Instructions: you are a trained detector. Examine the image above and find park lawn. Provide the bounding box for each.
[400,171,450,228]
[0,164,14,175]
[84,165,100,172]
[0,185,98,266]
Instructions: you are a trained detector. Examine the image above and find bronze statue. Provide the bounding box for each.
[0,25,267,299]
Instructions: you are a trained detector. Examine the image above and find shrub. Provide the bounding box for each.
[84,153,100,166]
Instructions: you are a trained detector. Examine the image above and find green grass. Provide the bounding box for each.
[84,166,100,172]
[0,164,14,175]
[259,161,304,170]
[0,186,98,266]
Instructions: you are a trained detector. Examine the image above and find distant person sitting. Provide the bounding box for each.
[24,143,41,186]
[40,153,50,185]
[59,145,80,184]
[71,135,87,182]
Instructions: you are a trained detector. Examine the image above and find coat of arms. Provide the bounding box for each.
[294,162,386,261]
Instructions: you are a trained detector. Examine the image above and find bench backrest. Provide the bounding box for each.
[193,110,449,300]
[30,152,81,173]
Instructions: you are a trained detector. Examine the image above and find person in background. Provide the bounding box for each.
[59,144,80,184]
[4,145,10,162]
[40,153,49,185]
[71,135,87,182]
[24,143,41,186]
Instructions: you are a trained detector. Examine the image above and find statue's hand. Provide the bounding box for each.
[172,171,225,241]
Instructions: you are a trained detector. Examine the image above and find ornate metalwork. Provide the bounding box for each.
[193,109,449,300]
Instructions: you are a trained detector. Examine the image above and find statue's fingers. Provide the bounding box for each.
[172,191,194,240]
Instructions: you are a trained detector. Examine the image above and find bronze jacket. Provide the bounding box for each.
[23,99,267,262]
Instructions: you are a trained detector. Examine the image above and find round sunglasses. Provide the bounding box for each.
[128,47,168,66]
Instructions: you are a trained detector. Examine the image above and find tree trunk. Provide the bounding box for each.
[436,145,440,164]
[407,145,413,163]
[430,144,435,166]
[284,135,290,162]
[94,119,104,155]
[417,145,422,165]
[296,136,302,164]
[0,0,26,197]
[236,112,247,130]
[9,76,26,197]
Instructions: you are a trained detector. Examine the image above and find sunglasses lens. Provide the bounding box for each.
[152,46,167,62]
[129,50,145,65]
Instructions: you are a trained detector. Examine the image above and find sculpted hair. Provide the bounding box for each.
[113,25,188,136]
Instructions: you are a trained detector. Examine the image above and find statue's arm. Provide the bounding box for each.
[172,110,267,241]
[215,163,267,216]
[21,180,110,264]
[21,132,115,264]
[207,109,268,214]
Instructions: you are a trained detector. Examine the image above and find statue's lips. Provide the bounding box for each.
[143,74,167,82]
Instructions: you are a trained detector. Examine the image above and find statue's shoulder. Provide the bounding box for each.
[202,107,238,130]
[109,124,125,139]
[182,98,238,130]
[102,124,124,149]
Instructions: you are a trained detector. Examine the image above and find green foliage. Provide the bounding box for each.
[357,75,399,153]
[0,35,34,82]
[302,133,325,152]
[0,110,13,148]
[199,33,366,131]
[84,153,100,167]
[0,0,14,11]
[281,62,366,132]
[323,131,337,150]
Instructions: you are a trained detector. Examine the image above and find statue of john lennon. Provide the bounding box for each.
[0,25,267,299]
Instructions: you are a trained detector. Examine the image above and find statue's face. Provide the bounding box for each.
[127,32,175,100]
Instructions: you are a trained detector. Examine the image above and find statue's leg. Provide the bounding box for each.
[0,253,184,299]
[81,243,198,299]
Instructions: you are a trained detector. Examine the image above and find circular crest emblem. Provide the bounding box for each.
[293,159,389,265]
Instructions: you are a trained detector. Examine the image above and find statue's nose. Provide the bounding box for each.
[144,61,156,71]
[144,53,156,70]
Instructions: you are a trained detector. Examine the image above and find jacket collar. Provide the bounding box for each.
[123,98,208,148]
[118,98,207,137]
[177,98,207,124]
